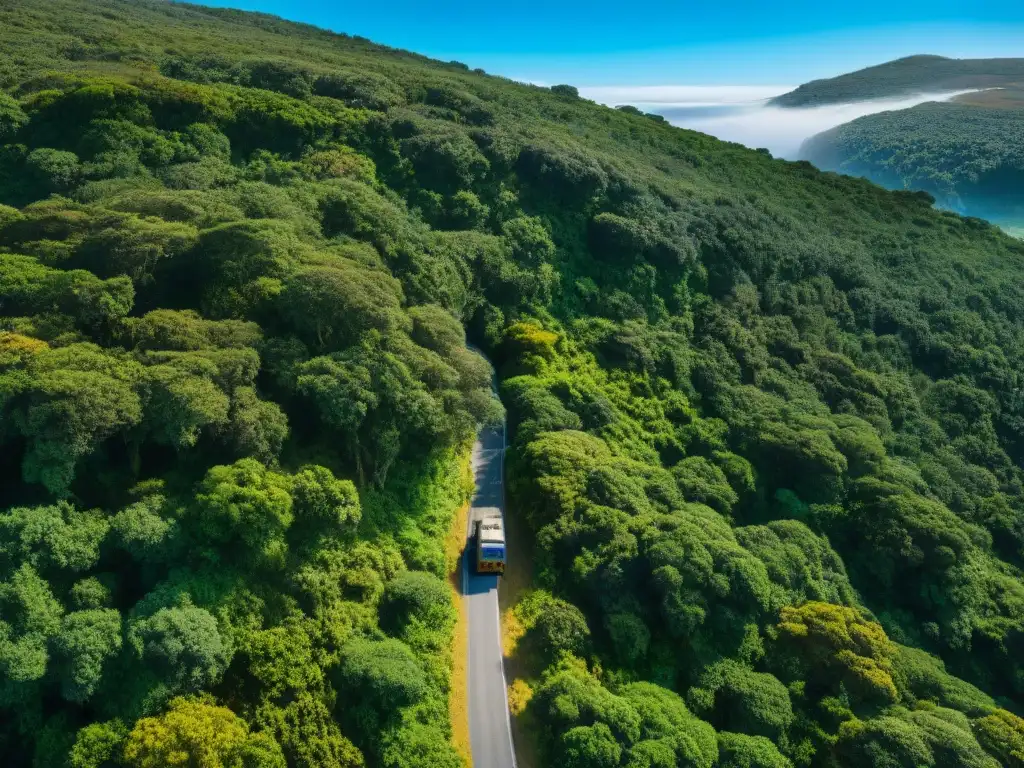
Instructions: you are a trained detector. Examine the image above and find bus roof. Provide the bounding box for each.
[477,514,504,543]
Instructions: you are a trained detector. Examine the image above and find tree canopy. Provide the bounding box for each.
[2,1,1024,767]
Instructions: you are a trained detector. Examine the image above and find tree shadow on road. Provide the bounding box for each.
[497,482,543,768]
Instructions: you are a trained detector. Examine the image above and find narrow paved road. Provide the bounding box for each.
[464,418,517,768]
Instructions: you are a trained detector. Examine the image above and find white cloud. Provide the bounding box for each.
[579,84,794,106]
[581,86,981,159]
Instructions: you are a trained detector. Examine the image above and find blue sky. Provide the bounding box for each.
[191,0,1024,85]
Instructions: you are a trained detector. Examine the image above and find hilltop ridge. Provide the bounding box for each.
[771,54,1024,106]
[799,100,1024,228]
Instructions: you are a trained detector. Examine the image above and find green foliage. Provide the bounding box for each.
[972,709,1024,767]
[141,362,231,449]
[70,576,113,610]
[531,659,643,753]
[531,594,593,658]
[68,720,127,768]
[255,692,365,768]
[0,3,1024,767]
[379,570,452,635]
[378,719,463,768]
[0,563,63,705]
[4,343,143,496]
[551,85,581,99]
[109,495,178,564]
[191,459,294,568]
[562,722,621,768]
[335,637,427,711]
[25,148,82,197]
[225,386,289,463]
[716,732,792,768]
[279,261,406,351]
[290,464,361,530]
[619,682,718,768]
[0,502,107,576]
[672,456,738,515]
[130,605,232,695]
[333,637,429,752]
[296,332,489,485]
[123,696,286,768]
[52,608,122,703]
[773,602,898,705]
[891,645,994,716]
[689,660,793,740]
[0,94,28,142]
[833,706,1000,768]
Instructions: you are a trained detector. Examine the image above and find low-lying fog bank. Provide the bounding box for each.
[580,85,979,159]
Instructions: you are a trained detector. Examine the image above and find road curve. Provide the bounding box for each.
[463,416,517,768]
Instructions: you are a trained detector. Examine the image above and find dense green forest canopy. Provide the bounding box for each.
[799,100,1024,228]
[2,2,1024,767]
[770,55,1024,107]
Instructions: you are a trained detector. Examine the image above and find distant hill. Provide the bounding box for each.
[771,54,1024,106]
[799,99,1024,227]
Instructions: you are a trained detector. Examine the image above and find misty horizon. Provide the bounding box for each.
[580,85,981,159]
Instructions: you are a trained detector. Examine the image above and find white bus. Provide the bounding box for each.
[473,508,506,575]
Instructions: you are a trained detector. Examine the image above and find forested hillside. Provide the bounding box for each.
[2,2,1024,768]
[799,100,1024,229]
[770,54,1024,106]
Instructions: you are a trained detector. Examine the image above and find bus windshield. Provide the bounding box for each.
[480,544,505,561]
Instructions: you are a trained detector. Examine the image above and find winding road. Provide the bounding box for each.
[463,416,517,768]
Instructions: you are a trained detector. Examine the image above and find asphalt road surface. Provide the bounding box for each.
[464,419,517,768]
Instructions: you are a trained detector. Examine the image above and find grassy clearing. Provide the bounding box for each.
[498,484,543,768]
[446,454,474,766]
